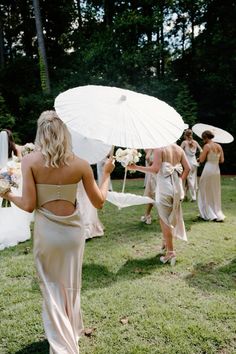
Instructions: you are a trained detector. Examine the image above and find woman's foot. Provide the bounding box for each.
[140,215,152,224]
[160,251,176,266]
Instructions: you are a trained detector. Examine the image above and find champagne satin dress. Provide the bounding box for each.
[155,162,187,241]
[182,144,199,201]
[198,152,225,221]
[34,184,85,354]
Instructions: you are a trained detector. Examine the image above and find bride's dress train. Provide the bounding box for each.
[0,168,32,251]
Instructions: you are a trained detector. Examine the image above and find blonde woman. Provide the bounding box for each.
[0,111,115,353]
[180,129,202,201]
[198,130,225,221]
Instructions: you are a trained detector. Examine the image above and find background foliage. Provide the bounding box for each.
[0,0,235,173]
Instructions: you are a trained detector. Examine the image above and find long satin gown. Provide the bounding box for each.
[34,184,85,354]
[182,145,199,201]
[198,152,225,221]
[144,152,156,200]
[155,162,187,241]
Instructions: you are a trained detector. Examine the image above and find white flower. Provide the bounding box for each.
[115,148,142,168]
[0,179,11,195]
[21,143,35,156]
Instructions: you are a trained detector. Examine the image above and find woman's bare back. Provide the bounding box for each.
[161,144,184,165]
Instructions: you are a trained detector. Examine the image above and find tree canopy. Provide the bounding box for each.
[0,0,235,172]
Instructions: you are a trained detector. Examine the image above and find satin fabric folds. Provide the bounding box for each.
[198,152,225,221]
[34,206,85,354]
[155,162,187,241]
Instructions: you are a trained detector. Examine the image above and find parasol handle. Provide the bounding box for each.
[110,145,115,157]
[122,167,127,193]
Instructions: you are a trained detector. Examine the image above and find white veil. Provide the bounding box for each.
[0,130,9,169]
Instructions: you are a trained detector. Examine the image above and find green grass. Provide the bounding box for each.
[0,177,236,354]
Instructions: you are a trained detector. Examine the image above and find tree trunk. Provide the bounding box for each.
[21,0,34,58]
[32,0,50,94]
[103,0,113,27]
[75,0,82,28]
[0,14,4,68]
[160,1,165,77]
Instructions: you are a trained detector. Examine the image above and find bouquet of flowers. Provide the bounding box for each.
[0,160,20,207]
[115,148,142,168]
[21,143,35,156]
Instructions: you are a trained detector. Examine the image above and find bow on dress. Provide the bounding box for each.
[162,162,184,228]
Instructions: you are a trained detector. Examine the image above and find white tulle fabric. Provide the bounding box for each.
[0,131,8,169]
[0,160,32,251]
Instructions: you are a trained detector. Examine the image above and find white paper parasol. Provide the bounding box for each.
[192,123,234,144]
[55,85,185,149]
[106,191,155,209]
[69,128,112,164]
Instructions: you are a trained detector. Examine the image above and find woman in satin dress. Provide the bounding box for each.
[0,111,115,353]
[181,129,202,201]
[128,144,190,265]
[198,130,225,221]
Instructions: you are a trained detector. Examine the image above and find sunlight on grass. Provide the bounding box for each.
[0,177,235,353]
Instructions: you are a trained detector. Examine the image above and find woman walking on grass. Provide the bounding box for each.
[128,144,190,265]
[198,130,225,222]
[181,129,202,201]
[0,110,114,353]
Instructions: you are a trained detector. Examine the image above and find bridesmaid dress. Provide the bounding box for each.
[182,144,199,201]
[34,184,85,354]
[155,162,187,241]
[198,152,225,221]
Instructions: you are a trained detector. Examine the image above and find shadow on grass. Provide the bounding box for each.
[14,340,49,353]
[185,258,236,293]
[82,255,161,290]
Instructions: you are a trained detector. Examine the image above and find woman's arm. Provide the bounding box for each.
[82,157,115,209]
[127,148,161,174]
[219,145,224,163]
[199,144,209,163]
[2,155,36,212]
[145,149,152,165]
[180,151,191,180]
[195,141,203,153]
[180,141,186,150]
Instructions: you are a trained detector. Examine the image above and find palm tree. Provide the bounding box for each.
[32,0,50,93]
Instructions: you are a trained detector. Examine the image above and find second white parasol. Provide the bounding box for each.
[192,123,234,144]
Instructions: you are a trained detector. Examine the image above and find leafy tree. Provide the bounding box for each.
[0,95,15,131]
[174,84,197,126]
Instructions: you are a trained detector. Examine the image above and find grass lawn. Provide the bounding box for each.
[0,177,235,354]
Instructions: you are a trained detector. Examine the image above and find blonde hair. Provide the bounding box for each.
[184,129,194,148]
[184,129,193,139]
[35,110,73,167]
